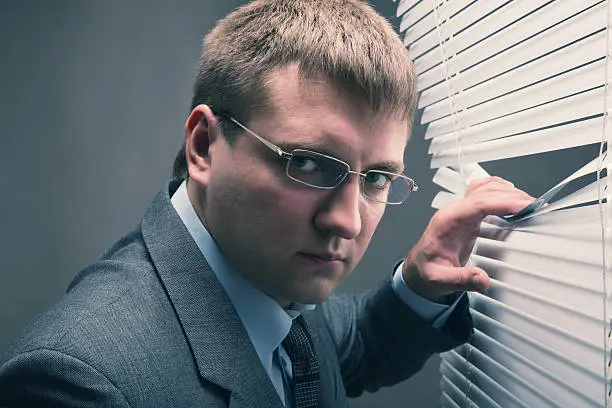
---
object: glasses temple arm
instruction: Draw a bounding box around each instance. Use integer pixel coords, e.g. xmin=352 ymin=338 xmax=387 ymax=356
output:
xmin=227 ymin=116 xmax=290 ymax=158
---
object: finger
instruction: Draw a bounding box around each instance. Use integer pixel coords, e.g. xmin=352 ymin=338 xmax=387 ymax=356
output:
xmin=467 ymin=187 xmax=536 ymax=208
xmin=472 ymin=187 xmax=535 ymax=208
xmin=489 ymin=176 xmax=514 ymax=187
xmin=424 ymin=263 xmax=490 ymax=294
xmin=438 ymin=193 xmax=534 ymax=224
xmin=465 ymin=177 xmax=502 ymax=195
xmin=468 ymin=189 xmax=535 ymax=208
xmin=468 ymin=180 xmax=536 ymax=202
xmin=465 ymin=176 xmax=516 ymax=194
xmin=465 ymin=267 xmax=490 ymax=292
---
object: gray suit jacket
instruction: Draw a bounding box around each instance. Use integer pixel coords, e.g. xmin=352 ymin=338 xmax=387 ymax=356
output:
xmin=0 ymin=180 xmax=472 ymax=407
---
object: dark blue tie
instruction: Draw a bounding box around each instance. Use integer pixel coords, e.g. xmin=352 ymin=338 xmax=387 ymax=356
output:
xmin=282 ymin=315 xmax=320 ymax=408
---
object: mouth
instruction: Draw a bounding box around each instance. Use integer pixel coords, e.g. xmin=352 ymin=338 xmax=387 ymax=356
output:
xmin=298 ymin=252 xmax=346 ymax=264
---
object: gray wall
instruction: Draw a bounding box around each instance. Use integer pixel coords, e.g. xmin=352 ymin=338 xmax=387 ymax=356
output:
xmin=3 ymin=1 xmax=586 ymax=407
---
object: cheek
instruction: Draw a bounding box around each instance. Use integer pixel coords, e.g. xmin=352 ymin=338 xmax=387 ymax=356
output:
xmin=356 ymin=204 xmax=385 ymax=246
xmin=210 ymin=150 xmax=275 ymax=202
xmin=210 ymin=156 xmax=316 ymax=232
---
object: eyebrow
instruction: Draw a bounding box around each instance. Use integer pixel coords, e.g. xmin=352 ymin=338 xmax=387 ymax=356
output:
xmin=277 ymin=141 xmax=405 ymax=174
xmin=367 ymin=161 xmax=405 ymax=174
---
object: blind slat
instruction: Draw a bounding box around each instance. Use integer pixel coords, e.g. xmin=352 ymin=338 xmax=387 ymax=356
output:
xmin=397 ymin=0 xmax=431 ymax=31
xmin=396 ymin=0 xmax=420 ymax=19
xmin=432 ymin=167 xmax=467 ymax=195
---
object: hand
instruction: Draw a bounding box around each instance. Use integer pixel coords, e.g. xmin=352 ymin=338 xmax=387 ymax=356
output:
xmin=402 ymin=176 xmax=535 ymax=302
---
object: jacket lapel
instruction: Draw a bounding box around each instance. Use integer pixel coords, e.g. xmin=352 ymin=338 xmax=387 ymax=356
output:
xmin=141 ymin=181 xmax=284 ymax=408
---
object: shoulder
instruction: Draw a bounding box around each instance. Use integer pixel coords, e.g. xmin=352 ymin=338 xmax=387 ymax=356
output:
xmin=1 ymin=227 xmax=189 ymax=374
xmin=0 ymin=226 xmax=201 ymax=404
xmin=0 ymin=347 xmax=131 ymax=407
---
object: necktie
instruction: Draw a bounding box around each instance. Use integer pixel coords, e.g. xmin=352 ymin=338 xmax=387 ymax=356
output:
xmin=282 ymin=315 xmax=320 ymax=408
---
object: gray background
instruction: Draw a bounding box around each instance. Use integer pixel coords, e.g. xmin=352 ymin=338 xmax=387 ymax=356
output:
xmin=0 ymin=1 xmax=595 ymax=407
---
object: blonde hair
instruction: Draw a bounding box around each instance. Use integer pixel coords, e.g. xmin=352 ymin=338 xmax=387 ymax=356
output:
xmin=173 ymin=0 xmax=417 ymax=181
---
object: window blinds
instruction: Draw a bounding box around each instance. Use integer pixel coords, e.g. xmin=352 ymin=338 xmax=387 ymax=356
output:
xmin=394 ymin=0 xmax=612 ymax=407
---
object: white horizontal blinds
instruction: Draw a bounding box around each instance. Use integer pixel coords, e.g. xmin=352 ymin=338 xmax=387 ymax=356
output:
xmin=423 ymin=29 xmax=606 ymax=125
xmin=406 ymin=1 xmax=604 ymax=89
xmin=420 ymin=14 xmax=606 ymax=111
xmin=413 ymin=1 xmax=584 ymax=88
xmin=431 ymin=162 xmax=610 ymax=406
xmin=395 ymin=0 xmax=612 ymax=407
xmin=416 ymin=0 xmax=607 ymax=167
xmin=432 ymin=193 xmax=612 ymax=380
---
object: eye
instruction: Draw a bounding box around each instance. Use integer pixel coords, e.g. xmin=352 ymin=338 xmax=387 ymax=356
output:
xmin=365 ymin=171 xmax=392 ymax=188
xmin=291 ymin=155 xmax=321 ymax=172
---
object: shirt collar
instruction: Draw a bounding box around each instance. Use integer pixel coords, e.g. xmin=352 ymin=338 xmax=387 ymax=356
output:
xmin=170 ymin=180 xmax=314 ymax=377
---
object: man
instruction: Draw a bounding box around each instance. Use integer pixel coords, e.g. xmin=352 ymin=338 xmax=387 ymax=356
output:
xmin=0 ymin=0 xmax=533 ymax=407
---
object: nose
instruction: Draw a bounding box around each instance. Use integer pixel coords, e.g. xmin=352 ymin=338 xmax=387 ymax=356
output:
xmin=313 ymin=174 xmax=362 ymax=240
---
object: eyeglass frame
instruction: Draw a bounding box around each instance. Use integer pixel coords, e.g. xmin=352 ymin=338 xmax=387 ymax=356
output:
xmin=214 ymin=112 xmax=418 ymax=205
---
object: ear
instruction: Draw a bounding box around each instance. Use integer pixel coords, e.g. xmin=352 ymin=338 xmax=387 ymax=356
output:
xmin=185 ymin=104 xmax=221 ymax=189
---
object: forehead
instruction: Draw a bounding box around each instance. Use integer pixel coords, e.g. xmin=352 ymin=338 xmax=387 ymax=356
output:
xmin=251 ymin=65 xmax=410 ymax=169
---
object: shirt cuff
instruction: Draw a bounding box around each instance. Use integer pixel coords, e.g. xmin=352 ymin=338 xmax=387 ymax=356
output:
xmin=391 ymin=260 xmax=465 ymax=329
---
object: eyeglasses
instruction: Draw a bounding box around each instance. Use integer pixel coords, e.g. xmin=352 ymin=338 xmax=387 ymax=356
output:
xmin=220 ymin=114 xmax=418 ymax=205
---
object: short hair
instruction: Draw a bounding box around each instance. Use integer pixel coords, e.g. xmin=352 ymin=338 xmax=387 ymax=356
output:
xmin=172 ymin=0 xmax=417 ymax=181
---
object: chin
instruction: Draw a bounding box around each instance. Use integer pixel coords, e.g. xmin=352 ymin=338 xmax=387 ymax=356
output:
xmin=290 ymin=283 xmax=337 ymax=305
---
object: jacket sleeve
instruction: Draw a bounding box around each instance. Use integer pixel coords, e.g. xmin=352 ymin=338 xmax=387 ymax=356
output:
xmin=0 ymin=348 xmax=130 ymax=408
xmin=320 ymin=277 xmax=473 ymax=398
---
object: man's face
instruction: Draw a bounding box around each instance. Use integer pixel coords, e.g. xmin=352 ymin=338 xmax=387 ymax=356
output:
xmin=198 ymin=66 xmax=409 ymax=306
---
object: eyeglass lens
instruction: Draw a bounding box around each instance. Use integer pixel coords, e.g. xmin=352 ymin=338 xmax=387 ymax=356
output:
xmin=286 ymin=150 xmax=412 ymax=204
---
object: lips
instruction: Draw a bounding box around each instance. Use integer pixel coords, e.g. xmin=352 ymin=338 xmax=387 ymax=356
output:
xmin=299 ymin=252 xmax=345 ymax=262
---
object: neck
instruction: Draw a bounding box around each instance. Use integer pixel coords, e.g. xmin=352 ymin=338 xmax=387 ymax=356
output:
xmin=186 ymin=179 xmax=210 ymax=231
